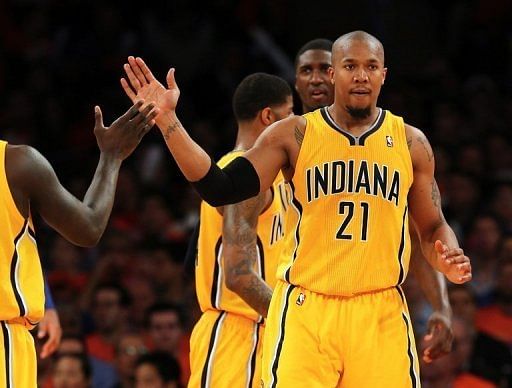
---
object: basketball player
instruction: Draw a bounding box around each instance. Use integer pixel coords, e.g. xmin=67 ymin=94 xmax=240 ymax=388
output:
xmin=174 ymin=73 xmax=292 ymax=387
xmin=294 ymin=38 xmax=454 ymax=363
xmin=121 ymin=30 xmax=471 ymax=387
xmin=0 ymin=101 xmax=157 ymax=387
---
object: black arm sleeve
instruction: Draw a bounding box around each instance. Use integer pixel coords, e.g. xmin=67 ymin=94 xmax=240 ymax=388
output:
xmin=190 ymin=156 xmax=260 ymax=207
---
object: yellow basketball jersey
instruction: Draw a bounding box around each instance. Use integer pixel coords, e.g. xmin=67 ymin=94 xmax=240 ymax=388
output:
xmin=196 ymin=151 xmax=289 ymax=322
xmin=277 ymin=108 xmax=413 ymax=296
xmin=0 ymin=141 xmax=44 ymax=327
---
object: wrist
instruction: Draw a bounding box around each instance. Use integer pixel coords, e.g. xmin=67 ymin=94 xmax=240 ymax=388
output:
xmin=99 ymin=152 xmax=123 ymax=167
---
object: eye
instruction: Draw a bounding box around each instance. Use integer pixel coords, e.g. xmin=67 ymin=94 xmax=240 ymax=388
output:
xmin=344 ymin=64 xmax=355 ymax=70
xmin=368 ymin=65 xmax=378 ymax=71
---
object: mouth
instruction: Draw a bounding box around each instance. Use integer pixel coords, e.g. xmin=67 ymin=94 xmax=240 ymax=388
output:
xmin=311 ymin=89 xmax=328 ymax=101
xmin=350 ymin=88 xmax=371 ymax=96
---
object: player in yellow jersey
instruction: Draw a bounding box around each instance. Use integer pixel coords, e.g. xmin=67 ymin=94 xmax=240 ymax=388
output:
xmin=121 ymin=30 xmax=471 ymax=387
xmin=294 ymin=38 xmax=454 ymax=364
xmin=0 ymin=101 xmax=156 ymax=387
xmin=185 ymin=73 xmax=292 ymax=388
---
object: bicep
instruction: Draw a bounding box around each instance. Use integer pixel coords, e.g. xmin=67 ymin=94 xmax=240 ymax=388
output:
xmin=243 ymin=116 xmax=300 ymax=192
xmin=407 ymin=127 xmax=445 ymax=236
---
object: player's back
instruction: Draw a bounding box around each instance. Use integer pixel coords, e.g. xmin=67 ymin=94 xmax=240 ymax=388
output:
xmin=0 ymin=140 xmax=44 ymax=326
xmin=196 ymin=151 xmax=289 ymax=322
xmin=277 ymin=108 xmax=414 ymax=296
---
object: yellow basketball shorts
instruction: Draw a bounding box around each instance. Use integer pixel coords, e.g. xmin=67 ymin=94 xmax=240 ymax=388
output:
xmin=188 ymin=310 xmax=265 ymax=388
xmin=0 ymin=321 xmax=37 ymax=387
xmin=261 ymin=281 xmax=421 ymax=388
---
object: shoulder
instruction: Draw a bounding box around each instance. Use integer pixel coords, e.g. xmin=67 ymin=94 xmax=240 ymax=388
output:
xmin=404 ymin=123 xmax=435 ymax=170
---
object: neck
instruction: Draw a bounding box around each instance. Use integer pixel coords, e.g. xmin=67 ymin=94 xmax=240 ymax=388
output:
xmin=328 ymin=103 xmax=379 ymax=133
xmin=234 ymin=123 xmax=263 ymax=151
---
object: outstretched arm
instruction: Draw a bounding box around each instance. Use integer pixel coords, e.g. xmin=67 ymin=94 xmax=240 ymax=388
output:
xmin=223 ymin=191 xmax=273 ymax=317
xmin=121 ymin=57 xmax=295 ymax=206
xmin=407 ymin=124 xmax=471 ymax=284
xmin=7 ymin=102 xmax=157 ymax=246
xmin=409 ymin=225 xmax=453 ymax=363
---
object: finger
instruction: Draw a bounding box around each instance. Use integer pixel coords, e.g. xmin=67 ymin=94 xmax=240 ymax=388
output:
xmin=120 ymin=78 xmax=137 ymax=102
xmin=128 ymin=56 xmax=149 ymax=85
xmin=458 ymin=273 xmax=472 ymax=283
xmin=37 ymin=324 xmax=47 ymax=338
xmin=94 ymin=106 xmax=104 ymax=129
xmin=135 ymin=57 xmax=156 ymax=82
xmin=118 ymin=101 xmax=144 ymax=124
xmin=166 ymin=68 xmax=178 ymax=89
xmin=138 ymin=121 xmax=154 ymax=140
xmin=443 ymin=248 xmax=464 ymax=257
xmin=131 ymin=103 xmax=156 ymax=126
xmin=434 ymin=240 xmax=446 ymax=255
xmin=124 ymin=63 xmax=142 ymax=90
xmin=40 ymin=338 xmax=57 ymax=359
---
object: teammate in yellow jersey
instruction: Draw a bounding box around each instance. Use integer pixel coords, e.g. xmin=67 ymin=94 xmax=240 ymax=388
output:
xmin=121 ymin=30 xmax=471 ymax=387
xmin=294 ymin=38 xmax=454 ymax=364
xmin=0 ymin=101 xmax=156 ymax=387
xmin=191 ymin=73 xmax=292 ymax=388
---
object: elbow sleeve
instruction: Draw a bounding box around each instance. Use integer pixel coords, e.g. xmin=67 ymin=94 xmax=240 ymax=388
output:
xmin=191 ymin=157 xmax=260 ymax=206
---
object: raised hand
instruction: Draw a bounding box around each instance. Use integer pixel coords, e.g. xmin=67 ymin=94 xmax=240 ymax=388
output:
xmin=94 ymin=101 xmax=158 ymax=160
xmin=434 ymin=240 xmax=472 ymax=284
xmin=421 ymin=311 xmax=453 ymax=363
xmin=121 ymin=56 xmax=180 ymax=115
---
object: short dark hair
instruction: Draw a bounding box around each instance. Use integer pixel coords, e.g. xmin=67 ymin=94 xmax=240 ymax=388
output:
xmin=54 ymin=352 xmax=92 ymax=381
xmin=232 ymin=73 xmax=291 ymax=122
xmin=93 ymin=283 xmax=132 ymax=308
xmin=295 ymin=39 xmax=333 ymax=68
xmin=136 ymin=351 xmax=181 ymax=385
xmin=146 ymin=302 xmax=184 ymax=327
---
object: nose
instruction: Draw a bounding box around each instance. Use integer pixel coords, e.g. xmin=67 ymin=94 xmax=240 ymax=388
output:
xmin=353 ymin=68 xmax=369 ymax=82
xmin=310 ymin=69 xmax=324 ymax=84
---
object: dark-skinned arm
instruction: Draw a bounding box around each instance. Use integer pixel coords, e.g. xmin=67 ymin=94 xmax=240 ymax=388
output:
xmin=407 ymin=124 xmax=472 ymax=284
xmin=223 ymin=191 xmax=273 ymax=317
xmin=7 ymin=102 xmax=157 ymax=247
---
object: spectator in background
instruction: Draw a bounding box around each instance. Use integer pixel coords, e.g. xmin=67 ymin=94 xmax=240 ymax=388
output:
xmin=134 ymin=352 xmax=182 ymax=388
xmin=147 ymin=303 xmax=188 ymax=385
xmin=464 ymin=214 xmax=503 ymax=305
xmin=86 ymin=284 xmax=131 ymax=363
xmin=53 ymin=353 xmax=92 ymax=388
xmin=112 ymin=332 xmax=148 ymax=388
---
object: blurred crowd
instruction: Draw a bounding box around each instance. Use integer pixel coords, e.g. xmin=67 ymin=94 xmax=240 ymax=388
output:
xmin=1 ymin=0 xmax=512 ymax=387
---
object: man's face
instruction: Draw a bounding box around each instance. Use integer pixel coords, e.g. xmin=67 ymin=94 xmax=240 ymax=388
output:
xmin=330 ymin=39 xmax=387 ymax=118
xmin=149 ymin=311 xmax=182 ymax=353
xmin=93 ymin=289 xmax=123 ymax=332
xmin=295 ymin=49 xmax=333 ymax=113
xmin=270 ymin=95 xmax=294 ymax=123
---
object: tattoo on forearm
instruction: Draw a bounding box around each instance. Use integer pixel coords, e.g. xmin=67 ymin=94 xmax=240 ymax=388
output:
xmin=431 ymin=180 xmax=445 ymax=222
xmin=295 ymin=126 xmax=304 ymax=146
xmin=417 ymin=136 xmax=434 ymax=162
xmin=407 ymin=135 xmax=412 ymax=150
xmin=163 ymin=121 xmax=181 ymax=140
xmin=241 ymin=276 xmax=272 ymax=316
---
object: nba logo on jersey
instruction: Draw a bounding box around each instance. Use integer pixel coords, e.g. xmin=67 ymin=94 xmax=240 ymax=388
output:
xmin=386 ymin=135 xmax=393 ymax=147
xmin=296 ymin=293 xmax=306 ymax=306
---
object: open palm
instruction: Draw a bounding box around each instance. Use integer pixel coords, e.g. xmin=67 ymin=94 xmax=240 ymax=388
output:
xmin=121 ymin=56 xmax=180 ymax=113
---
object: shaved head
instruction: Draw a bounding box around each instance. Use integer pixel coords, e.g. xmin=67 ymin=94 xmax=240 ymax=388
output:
xmin=332 ymin=30 xmax=384 ymax=65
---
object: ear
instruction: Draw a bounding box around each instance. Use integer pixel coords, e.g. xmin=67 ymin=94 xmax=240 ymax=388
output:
xmin=382 ymin=67 xmax=388 ymax=85
xmin=260 ymin=107 xmax=274 ymax=126
xmin=328 ymin=67 xmax=335 ymax=85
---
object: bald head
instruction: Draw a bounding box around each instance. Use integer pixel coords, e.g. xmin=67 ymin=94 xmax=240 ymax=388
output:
xmin=332 ymin=31 xmax=384 ymax=65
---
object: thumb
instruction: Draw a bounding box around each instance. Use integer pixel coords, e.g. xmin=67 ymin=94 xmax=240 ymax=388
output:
xmin=166 ymin=68 xmax=177 ymax=89
xmin=434 ymin=240 xmax=445 ymax=255
xmin=38 ymin=322 xmax=47 ymax=338
xmin=94 ymin=105 xmax=104 ymax=128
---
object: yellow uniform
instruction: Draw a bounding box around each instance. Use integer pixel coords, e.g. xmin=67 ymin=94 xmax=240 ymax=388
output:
xmin=0 ymin=140 xmax=44 ymax=387
xmin=189 ymin=151 xmax=288 ymax=388
xmin=261 ymin=108 xmax=420 ymax=387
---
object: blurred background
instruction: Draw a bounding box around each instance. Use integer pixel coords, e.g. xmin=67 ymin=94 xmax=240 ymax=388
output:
xmin=1 ymin=0 xmax=512 ymax=387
